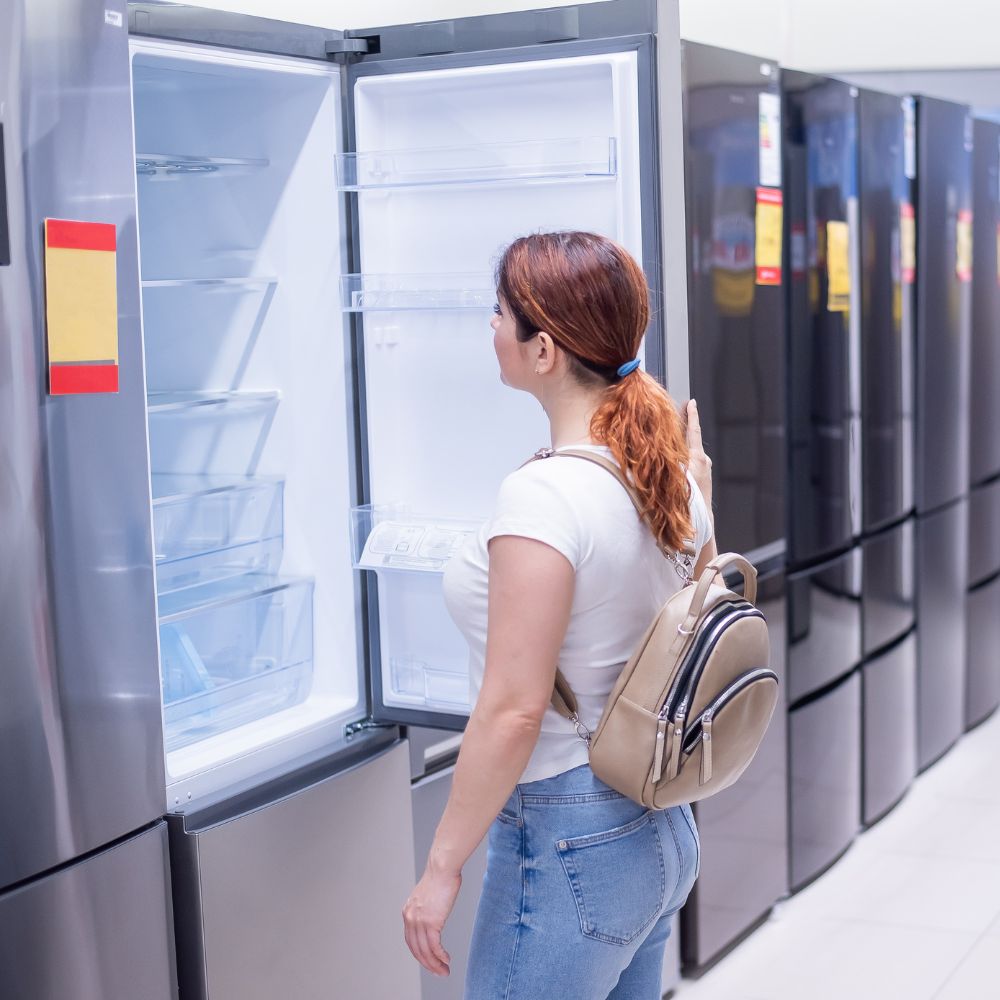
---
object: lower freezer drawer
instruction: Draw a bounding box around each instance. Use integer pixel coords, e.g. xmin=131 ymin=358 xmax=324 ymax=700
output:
xmin=158 ymin=576 xmax=314 ymax=750
xmin=0 ymin=823 xmax=176 ymax=1000
xmin=862 ymin=632 xmax=917 ymax=826
xmin=966 ymin=574 xmax=1000 ymax=729
xmin=789 ymin=670 xmax=861 ymax=891
xmin=168 ymin=740 xmax=418 ymax=1000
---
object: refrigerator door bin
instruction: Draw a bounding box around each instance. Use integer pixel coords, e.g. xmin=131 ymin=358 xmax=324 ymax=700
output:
xmin=351 ymin=504 xmax=479 ymax=573
xmin=335 ymin=135 xmax=617 ymax=190
xmin=341 ymin=273 xmax=494 ymax=312
xmin=158 ymin=576 xmax=315 ymax=750
xmin=137 ymin=152 xmax=269 ymax=178
xmin=153 ymin=475 xmax=284 ymax=594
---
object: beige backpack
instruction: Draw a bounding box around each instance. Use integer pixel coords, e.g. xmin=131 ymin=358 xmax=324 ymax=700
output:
xmin=534 ymin=448 xmax=779 ymax=809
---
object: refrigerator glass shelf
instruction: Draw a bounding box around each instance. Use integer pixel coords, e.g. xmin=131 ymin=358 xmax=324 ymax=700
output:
xmin=146 ymin=390 xmax=280 ymax=414
xmin=159 ymin=575 xmax=314 ymax=751
xmin=335 ymin=135 xmax=618 ymax=191
xmin=136 ymin=152 xmax=269 ymax=178
xmin=152 ymin=475 xmax=284 ymax=596
xmin=351 ymin=504 xmax=481 ymax=573
xmin=340 ymin=273 xmax=495 ymax=312
xmin=141 ymin=276 xmax=278 ymax=291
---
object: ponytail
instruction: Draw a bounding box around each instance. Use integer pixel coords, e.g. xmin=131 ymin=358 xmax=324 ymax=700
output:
xmin=590 ymin=371 xmax=693 ymax=554
xmin=496 ymin=232 xmax=694 ymax=554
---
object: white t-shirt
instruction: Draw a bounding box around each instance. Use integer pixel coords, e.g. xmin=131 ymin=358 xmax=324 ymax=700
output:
xmin=441 ymin=444 xmax=714 ymax=785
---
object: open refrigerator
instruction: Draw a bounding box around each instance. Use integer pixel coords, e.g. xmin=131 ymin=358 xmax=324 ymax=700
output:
xmin=124 ymin=1 xmax=690 ymax=996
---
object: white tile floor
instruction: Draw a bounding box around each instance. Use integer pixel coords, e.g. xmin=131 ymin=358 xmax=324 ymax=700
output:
xmin=672 ymin=707 xmax=1000 ymax=1000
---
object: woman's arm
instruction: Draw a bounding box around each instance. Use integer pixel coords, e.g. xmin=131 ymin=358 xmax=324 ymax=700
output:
xmin=402 ymin=533 xmax=574 ymax=977
xmin=685 ymin=398 xmax=718 ymax=577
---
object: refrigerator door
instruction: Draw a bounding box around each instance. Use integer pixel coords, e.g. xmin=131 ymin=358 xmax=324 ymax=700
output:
xmin=789 ymin=669 xmax=861 ymax=891
xmin=970 ymin=117 xmax=1000 ymax=487
xmin=914 ymin=97 xmax=972 ymax=514
xmin=0 ymin=823 xmax=177 ymax=999
xmin=342 ymin=4 xmax=679 ymax=730
xmin=0 ymin=0 xmax=164 ymax=890
xmin=786 ymin=547 xmax=863 ymax=705
xmin=862 ymin=631 xmax=917 ymax=826
xmin=966 ymin=572 xmax=1000 ymax=730
xmin=861 ymin=517 xmax=916 ymax=658
xmin=916 ymin=499 xmax=969 ymax=770
xmin=783 ymin=73 xmax=862 ymax=566
xmin=858 ymin=90 xmax=915 ymax=531
xmin=168 ymin=738 xmax=419 ymax=1000
xmin=681 ymin=42 xmax=786 ymax=564
xmin=128 ymin=31 xmax=371 ymax=808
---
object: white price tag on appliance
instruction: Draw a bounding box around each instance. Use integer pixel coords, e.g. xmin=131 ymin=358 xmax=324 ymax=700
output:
xmin=359 ymin=520 xmax=474 ymax=572
xmin=902 ymin=97 xmax=916 ymax=180
xmin=758 ymin=92 xmax=782 ymax=188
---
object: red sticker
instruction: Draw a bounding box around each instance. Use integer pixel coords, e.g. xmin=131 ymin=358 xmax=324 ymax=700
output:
xmin=45 ymin=219 xmax=117 ymax=253
xmin=49 ymin=363 xmax=119 ymax=395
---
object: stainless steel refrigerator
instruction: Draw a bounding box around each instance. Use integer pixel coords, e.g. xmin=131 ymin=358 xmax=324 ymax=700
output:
xmin=966 ymin=116 xmax=1000 ymax=731
xmin=123 ymin=2 xmax=691 ymax=998
xmin=0 ymin=2 xmax=177 ymax=996
xmin=857 ymin=88 xmax=917 ymax=827
xmin=912 ymin=96 xmax=972 ymax=771
xmin=782 ymin=71 xmax=863 ymax=891
xmin=679 ymin=39 xmax=789 ymax=973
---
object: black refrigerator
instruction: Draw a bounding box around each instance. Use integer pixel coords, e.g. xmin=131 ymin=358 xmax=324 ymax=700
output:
xmin=782 ymin=72 xmax=863 ymax=891
xmin=966 ymin=116 xmax=1000 ymax=730
xmin=913 ymin=96 xmax=972 ymax=771
xmin=857 ymin=89 xmax=918 ymax=826
xmin=680 ymin=40 xmax=789 ymax=972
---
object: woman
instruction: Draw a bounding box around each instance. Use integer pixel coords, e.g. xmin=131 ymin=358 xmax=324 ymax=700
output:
xmin=402 ymin=231 xmax=716 ymax=998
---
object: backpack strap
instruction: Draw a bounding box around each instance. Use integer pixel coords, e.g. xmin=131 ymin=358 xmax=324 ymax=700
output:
xmin=521 ymin=447 xmax=696 ymax=726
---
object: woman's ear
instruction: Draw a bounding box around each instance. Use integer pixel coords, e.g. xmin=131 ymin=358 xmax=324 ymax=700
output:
xmin=534 ymin=331 xmax=557 ymax=375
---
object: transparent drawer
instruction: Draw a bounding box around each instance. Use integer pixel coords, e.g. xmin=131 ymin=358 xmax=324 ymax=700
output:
xmin=351 ymin=504 xmax=479 ymax=573
xmin=340 ymin=273 xmax=494 ymax=312
xmin=152 ymin=475 xmax=284 ymax=594
xmin=146 ymin=391 xmax=280 ymax=476
xmin=158 ymin=575 xmax=314 ymax=751
xmin=335 ymin=136 xmax=617 ymax=190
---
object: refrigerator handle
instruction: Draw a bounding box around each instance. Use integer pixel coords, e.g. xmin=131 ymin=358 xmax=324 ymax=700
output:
xmin=0 ymin=124 xmax=10 ymax=266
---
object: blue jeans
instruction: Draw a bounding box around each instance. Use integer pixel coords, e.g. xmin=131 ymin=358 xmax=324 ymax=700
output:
xmin=465 ymin=764 xmax=700 ymax=999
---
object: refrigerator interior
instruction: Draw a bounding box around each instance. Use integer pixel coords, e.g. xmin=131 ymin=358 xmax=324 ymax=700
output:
xmin=346 ymin=52 xmax=644 ymax=720
xmin=130 ymin=39 xmax=363 ymax=806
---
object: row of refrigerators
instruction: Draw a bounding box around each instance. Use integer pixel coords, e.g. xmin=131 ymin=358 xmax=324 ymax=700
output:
xmin=2 ymin=0 xmax=998 ymax=997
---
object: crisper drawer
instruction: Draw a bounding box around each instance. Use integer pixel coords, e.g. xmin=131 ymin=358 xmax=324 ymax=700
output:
xmin=158 ymin=576 xmax=314 ymax=750
xmin=153 ymin=475 xmax=283 ymax=594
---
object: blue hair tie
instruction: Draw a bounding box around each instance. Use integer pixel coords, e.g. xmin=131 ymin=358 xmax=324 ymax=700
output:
xmin=617 ymin=358 xmax=641 ymax=378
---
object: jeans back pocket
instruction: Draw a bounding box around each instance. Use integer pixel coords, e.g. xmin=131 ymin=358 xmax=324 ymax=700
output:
xmin=557 ymin=812 xmax=666 ymax=946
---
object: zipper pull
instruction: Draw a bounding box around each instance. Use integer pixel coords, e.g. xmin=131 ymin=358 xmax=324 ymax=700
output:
xmin=652 ymin=718 xmax=668 ymax=783
xmin=666 ymin=708 xmax=686 ymax=781
xmin=700 ymin=711 xmax=714 ymax=785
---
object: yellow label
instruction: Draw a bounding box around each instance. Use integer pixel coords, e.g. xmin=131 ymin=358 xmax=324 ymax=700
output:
xmin=957 ymin=211 xmax=973 ymax=282
xmin=755 ymin=197 xmax=783 ymax=285
xmin=44 ymin=246 xmax=119 ymax=363
xmin=900 ymin=206 xmax=916 ymax=281
xmin=826 ymin=220 xmax=851 ymax=312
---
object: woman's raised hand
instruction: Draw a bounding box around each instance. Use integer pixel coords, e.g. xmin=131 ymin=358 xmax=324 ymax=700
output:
xmin=685 ymin=399 xmax=713 ymax=508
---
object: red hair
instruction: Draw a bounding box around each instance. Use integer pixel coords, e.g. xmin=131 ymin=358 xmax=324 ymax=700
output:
xmin=496 ymin=232 xmax=693 ymax=553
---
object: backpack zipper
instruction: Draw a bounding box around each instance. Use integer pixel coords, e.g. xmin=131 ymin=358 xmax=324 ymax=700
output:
xmin=657 ymin=602 xmax=760 ymax=722
xmin=681 ymin=667 xmax=779 ymax=755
